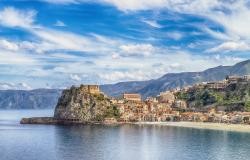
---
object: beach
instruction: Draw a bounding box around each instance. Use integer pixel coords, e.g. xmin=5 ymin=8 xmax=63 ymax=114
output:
xmin=136 ymin=122 xmax=250 ymax=133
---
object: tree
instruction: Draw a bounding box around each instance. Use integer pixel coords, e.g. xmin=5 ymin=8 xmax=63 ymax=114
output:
xmin=244 ymin=101 xmax=250 ymax=112
xmin=104 ymin=105 xmax=120 ymax=119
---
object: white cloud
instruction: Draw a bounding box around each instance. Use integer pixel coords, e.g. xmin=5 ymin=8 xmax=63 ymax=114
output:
xmin=0 ymin=50 xmax=36 ymax=65
xmin=32 ymin=28 xmax=98 ymax=52
xmin=70 ymin=74 xmax=81 ymax=81
xmin=207 ymin=41 xmax=250 ymax=53
xmin=119 ymin=44 xmax=157 ymax=57
xmin=18 ymin=82 xmax=33 ymax=90
xmin=0 ymin=82 xmax=32 ymax=90
xmin=0 ymin=39 xmax=19 ymax=51
xmin=166 ymin=32 xmax=183 ymax=40
xmin=54 ymin=20 xmax=66 ymax=27
xmin=99 ymin=70 xmax=151 ymax=82
xmin=0 ymin=7 xmax=36 ymax=28
xmin=111 ymin=52 xmax=120 ymax=59
xmin=201 ymin=26 xmax=230 ymax=41
xmin=41 ymin=0 xmax=79 ymax=4
xmin=100 ymin=0 xmax=167 ymax=11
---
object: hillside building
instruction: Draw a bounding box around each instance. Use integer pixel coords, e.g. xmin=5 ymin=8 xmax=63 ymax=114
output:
xmin=206 ymin=81 xmax=227 ymax=89
xmin=123 ymin=93 xmax=141 ymax=102
xmin=157 ymin=91 xmax=175 ymax=104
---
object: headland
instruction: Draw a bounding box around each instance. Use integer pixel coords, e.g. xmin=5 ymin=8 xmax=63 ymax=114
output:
xmin=20 ymin=76 xmax=250 ymax=133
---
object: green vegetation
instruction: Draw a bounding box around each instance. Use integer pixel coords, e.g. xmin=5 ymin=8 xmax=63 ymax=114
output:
xmin=104 ymin=105 xmax=120 ymax=119
xmin=175 ymin=82 xmax=250 ymax=111
xmin=177 ymin=89 xmax=217 ymax=107
xmin=95 ymin=114 xmax=105 ymax=122
xmin=176 ymin=92 xmax=189 ymax=100
xmin=94 ymin=93 xmax=110 ymax=101
xmin=94 ymin=105 xmax=120 ymax=121
xmin=245 ymin=101 xmax=250 ymax=112
xmin=93 ymin=94 xmax=105 ymax=101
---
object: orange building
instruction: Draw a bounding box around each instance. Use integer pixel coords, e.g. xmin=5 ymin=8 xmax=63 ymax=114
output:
xmin=123 ymin=93 xmax=141 ymax=102
xmin=157 ymin=91 xmax=175 ymax=104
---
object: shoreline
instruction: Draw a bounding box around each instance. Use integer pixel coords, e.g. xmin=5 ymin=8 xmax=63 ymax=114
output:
xmin=20 ymin=117 xmax=250 ymax=133
xmin=135 ymin=121 xmax=250 ymax=133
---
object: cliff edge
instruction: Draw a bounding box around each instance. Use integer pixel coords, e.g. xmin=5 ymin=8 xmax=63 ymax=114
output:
xmin=21 ymin=85 xmax=120 ymax=124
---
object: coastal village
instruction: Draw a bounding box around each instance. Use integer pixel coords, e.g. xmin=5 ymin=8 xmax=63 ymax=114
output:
xmin=97 ymin=75 xmax=250 ymax=124
xmin=21 ymin=75 xmax=250 ymax=125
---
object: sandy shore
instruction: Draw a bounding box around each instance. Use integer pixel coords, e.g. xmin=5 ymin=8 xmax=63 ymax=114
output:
xmin=135 ymin=122 xmax=250 ymax=133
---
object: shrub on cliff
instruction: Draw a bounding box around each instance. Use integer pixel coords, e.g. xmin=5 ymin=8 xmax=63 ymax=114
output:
xmin=104 ymin=105 xmax=120 ymax=119
xmin=245 ymin=101 xmax=250 ymax=111
xmin=94 ymin=105 xmax=120 ymax=121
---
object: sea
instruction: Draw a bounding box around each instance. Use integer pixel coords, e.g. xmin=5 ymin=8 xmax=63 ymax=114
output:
xmin=0 ymin=109 xmax=250 ymax=160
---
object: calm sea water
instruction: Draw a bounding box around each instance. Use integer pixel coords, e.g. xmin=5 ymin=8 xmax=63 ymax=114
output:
xmin=1 ymin=110 xmax=250 ymax=160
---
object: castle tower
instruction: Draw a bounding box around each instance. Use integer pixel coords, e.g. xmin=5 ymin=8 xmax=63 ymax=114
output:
xmin=88 ymin=85 xmax=100 ymax=94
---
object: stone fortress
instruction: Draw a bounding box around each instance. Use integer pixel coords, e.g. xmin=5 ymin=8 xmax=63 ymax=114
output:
xmin=79 ymin=85 xmax=100 ymax=94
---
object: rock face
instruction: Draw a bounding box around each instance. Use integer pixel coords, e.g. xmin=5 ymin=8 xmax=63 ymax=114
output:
xmin=20 ymin=117 xmax=58 ymax=124
xmin=54 ymin=85 xmax=112 ymax=122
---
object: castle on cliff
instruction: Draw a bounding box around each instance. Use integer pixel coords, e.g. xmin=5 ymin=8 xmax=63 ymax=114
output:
xmin=79 ymin=85 xmax=100 ymax=94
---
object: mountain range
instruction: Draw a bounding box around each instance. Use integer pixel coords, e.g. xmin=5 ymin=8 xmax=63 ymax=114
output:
xmin=1 ymin=60 xmax=250 ymax=109
xmin=101 ymin=60 xmax=250 ymax=98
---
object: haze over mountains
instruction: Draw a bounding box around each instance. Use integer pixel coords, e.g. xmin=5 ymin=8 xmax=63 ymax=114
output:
xmin=1 ymin=60 xmax=250 ymax=109
xmin=0 ymin=89 xmax=61 ymax=109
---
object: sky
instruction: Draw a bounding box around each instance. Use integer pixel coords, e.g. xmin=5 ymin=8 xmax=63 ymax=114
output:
xmin=0 ymin=0 xmax=249 ymax=89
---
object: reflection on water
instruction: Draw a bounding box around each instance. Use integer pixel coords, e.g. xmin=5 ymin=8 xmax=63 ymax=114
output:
xmin=0 ymin=110 xmax=250 ymax=160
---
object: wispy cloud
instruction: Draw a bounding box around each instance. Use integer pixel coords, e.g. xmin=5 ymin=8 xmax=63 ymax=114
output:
xmin=207 ymin=41 xmax=250 ymax=53
xmin=141 ymin=19 xmax=162 ymax=28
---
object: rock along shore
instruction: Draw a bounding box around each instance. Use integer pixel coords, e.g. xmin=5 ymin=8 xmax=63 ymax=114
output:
xmin=20 ymin=117 xmax=130 ymax=125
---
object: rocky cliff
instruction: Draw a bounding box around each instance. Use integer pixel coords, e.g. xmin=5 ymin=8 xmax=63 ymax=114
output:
xmin=54 ymin=85 xmax=116 ymax=122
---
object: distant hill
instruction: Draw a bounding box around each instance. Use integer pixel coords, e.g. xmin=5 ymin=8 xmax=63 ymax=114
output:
xmin=0 ymin=89 xmax=62 ymax=109
xmin=101 ymin=60 xmax=250 ymax=98
xmin=1 ymin=60 xmax=250 ymax=109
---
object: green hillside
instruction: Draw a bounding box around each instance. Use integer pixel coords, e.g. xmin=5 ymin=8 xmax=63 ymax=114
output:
xmin=175 ymin=82 xmax=250 ymax=112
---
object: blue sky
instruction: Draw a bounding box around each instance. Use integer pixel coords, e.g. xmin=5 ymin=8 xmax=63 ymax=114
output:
xmin=0 ymin=0 xmax=249 ymax=89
